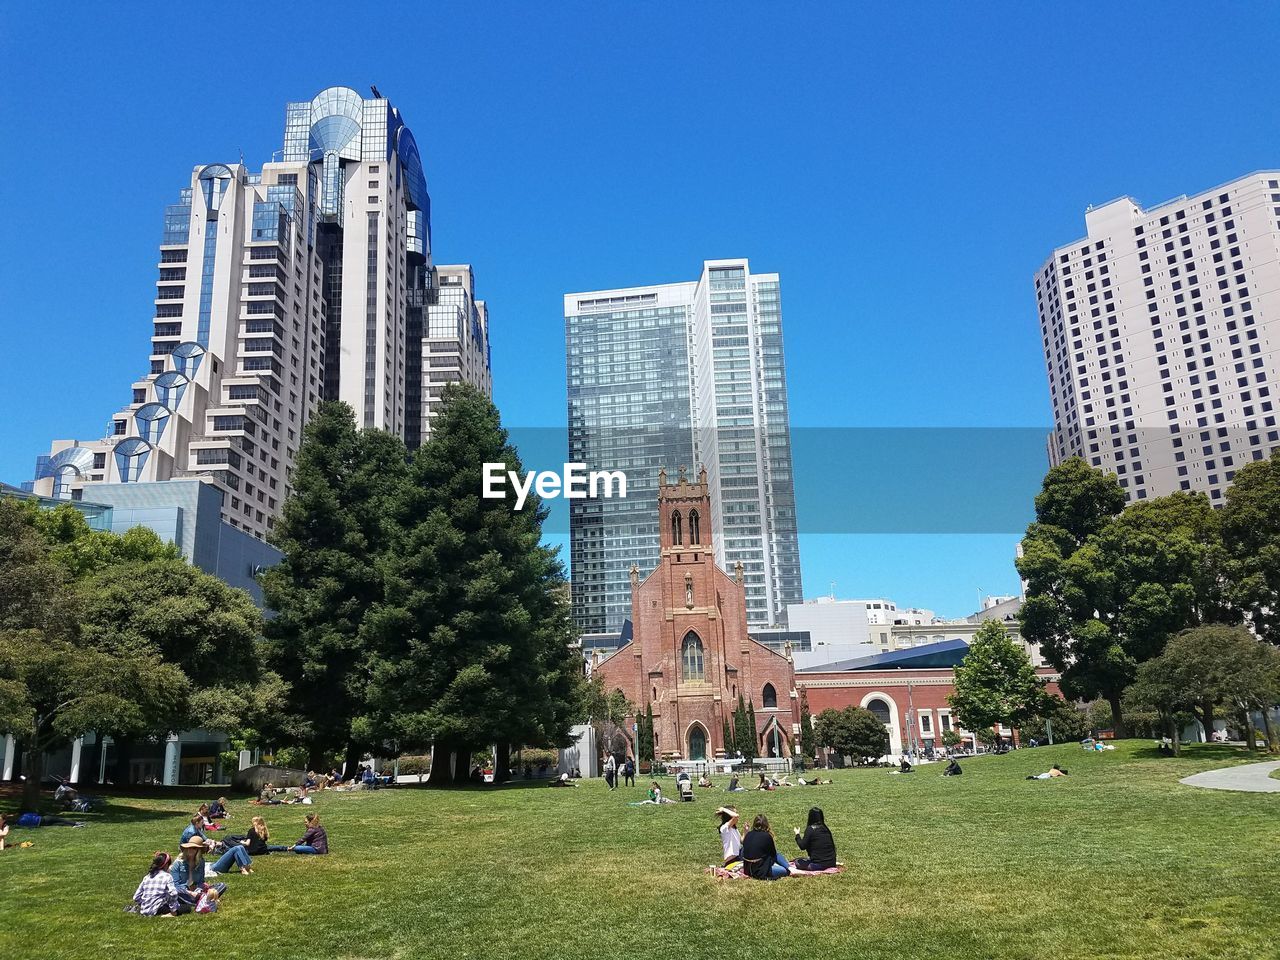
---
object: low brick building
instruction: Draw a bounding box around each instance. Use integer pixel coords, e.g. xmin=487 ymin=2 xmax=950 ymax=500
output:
xmin=594 ymin=468 xmax=799 ymax=760
xmin=798 ymin=640 xmax=1062 ymax=756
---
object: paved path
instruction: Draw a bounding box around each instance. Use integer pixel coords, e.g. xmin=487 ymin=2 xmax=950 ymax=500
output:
xmin=1180 ymin=760 xmax=1280 ymax=793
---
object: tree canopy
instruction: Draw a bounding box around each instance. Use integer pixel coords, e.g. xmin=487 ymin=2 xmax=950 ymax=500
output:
xmin=1221 ymin=450 xmax=1280 ymax=645
xmin=948 ymin=619 xmax=1046 ymax=734
xmin=814 ymin=705 xmax=889 ymax=764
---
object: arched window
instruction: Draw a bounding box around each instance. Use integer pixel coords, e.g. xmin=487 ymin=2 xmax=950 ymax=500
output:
xmin=681 ymin=631 xmax=704 ymax=681
xmin=866 ymin=698 xmax=891 ymax=726
xmin=671 ymin=510 xmax=683 ymax=545
xmin=689 ymin=509 xmax=701 ymax=544
xmin=762 ymin=683 xmax=777 ymax=709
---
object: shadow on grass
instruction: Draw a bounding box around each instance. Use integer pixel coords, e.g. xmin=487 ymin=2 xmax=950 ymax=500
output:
xmin=1128 ymin=742 xmax=1260 ymax=763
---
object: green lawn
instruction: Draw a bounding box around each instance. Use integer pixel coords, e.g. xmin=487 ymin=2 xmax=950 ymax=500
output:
xmin=1 ymin=741 xmax=1278 ymax=960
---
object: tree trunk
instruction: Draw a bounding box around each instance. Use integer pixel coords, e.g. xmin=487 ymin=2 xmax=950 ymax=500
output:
xmin=1165 ymin=713 xmax=1181 ymax=757
xmin=21 ymin=741 xmax=45 ymax=811
xmin=426 ymin=741 xmax=456 ymax=787
xmin=342 ymin=741 xmax=362 ymax=779
xmin=1108 ymin=695 xmax=1128 ymax=739
xmin=1239 ymin=708 xmax=1257 ymax=752
xmin=1260 ymin=707 xmax=1279 ymax=755
xmin=494 ymin=742 xmax=511 ymax=784
xmin=1200 ymin=700 xmax=1216 ymax=744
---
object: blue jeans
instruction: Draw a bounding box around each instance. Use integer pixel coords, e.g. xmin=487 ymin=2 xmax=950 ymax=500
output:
xmin=212 ymin=845 xmax=251 ymax=872
xmin=769 ymin=851 xmax=790 ymax=879
xmin=292 ymin=845 xmax=322 ymax=854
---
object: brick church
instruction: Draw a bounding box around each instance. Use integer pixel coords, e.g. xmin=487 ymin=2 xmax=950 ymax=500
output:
xmin=594 ymin=467 xmax=800 ymax=761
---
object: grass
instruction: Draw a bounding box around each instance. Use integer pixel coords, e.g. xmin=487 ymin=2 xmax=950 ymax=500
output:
xmin=1 ymin=741 xmax=1278 ymax=960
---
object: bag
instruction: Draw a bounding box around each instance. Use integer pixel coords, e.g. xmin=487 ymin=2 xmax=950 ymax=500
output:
xmin=16 ymin=813 xmax=42 ymax=827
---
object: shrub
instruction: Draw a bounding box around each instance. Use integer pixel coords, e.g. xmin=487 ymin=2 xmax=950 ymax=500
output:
xmin=396 ymin=754 xmax=431 ymax=777
xmin=519 ymin=747 xmax=560 ymax=771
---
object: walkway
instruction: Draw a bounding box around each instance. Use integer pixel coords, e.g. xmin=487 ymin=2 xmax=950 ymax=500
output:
xmin=1180 ymin=759 xmax=1280 ymax=793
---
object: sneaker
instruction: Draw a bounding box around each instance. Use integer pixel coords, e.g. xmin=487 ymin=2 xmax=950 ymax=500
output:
xmin=205 ymin=869 xmax=219 ymax=878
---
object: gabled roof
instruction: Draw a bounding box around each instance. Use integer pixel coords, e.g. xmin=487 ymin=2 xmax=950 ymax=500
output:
xmin=798 ymin=638 xmax=970 ymax=673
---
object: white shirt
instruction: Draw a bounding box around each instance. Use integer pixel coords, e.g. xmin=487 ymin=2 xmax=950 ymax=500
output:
xmin=720 ymin=822 xmax=742 ymax=860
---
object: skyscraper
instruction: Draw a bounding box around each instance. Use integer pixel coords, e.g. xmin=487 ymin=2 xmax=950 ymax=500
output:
xmin=565 ymin=258 xmax=802 ymax=634
xmin=1036 ymin=171 xmax=1280 ymax=504
xmin=32 ymin=87 xmax=491 ymax=537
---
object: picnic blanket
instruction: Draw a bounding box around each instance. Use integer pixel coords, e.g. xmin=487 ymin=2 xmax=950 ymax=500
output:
xmin=706 ymin=862 xmax=846 ymax=880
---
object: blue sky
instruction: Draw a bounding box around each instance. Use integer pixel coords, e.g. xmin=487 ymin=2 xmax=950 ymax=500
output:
xmin=3 ymin=3 xmax=1279 ymax=617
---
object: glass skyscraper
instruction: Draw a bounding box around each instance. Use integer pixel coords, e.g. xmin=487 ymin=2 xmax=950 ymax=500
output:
xmin=565 ymin=259 xmax=802 ymax=634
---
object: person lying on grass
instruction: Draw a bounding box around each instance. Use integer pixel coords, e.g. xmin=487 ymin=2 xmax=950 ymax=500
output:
xmin=716 ymin=807 xmax=742 ymax=866
xmin=548 ymin=772 xmax=577 ymax=787
xmin=793 ymin=807 xmax=837 ymax=871
xmin=797 ymin=776 xmax=831 ymax=785
xmin=1027 ymin=765 xmax=1069 ymax=780
xmin=287 ymin=812 xmax=328 ymax=854
xmin=740 ymin=814 xmax=794 ymax=879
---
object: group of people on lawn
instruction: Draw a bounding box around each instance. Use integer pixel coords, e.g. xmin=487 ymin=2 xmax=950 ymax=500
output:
xmin=717 ymin=806 xmax=838 ymax=878
xmin=131 ymin=795 xmax=329 ymax=916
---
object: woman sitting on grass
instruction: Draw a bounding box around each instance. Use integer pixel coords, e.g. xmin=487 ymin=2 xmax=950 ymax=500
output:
xmin=181 ymin=814 xmax=255 ymax=875
xmin=793 ymin=807 xmax=837 ymax=871
xmin=0 ymin=813 xmax=8 ymax=851
xmin=288 ymin=812 xmax=329 ymax=854
xmin=172 ymin=838 xmax=229 ymax=908
xmin=740 ymin=813 xmax=792 ymax=880
xmin=208 ymin=797 xmax=229 ymax=820
xmin=756 ymin=773 xmax=774 ymax=791
xmin=196 ymin=803 xmax=221 ymax=830
xmin=226 ymin=815 xmax=286 ymax=855
xmin=132 ymin=852 xmax=180 ymax=916
xmin=716 ymin=807 xmax=742 ymax=866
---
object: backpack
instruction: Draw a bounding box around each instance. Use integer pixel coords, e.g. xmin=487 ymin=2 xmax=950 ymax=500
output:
xmin=17 ymin=813 xmax=42 ymax=827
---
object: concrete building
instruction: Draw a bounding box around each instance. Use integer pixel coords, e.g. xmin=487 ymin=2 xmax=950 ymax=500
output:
xmin=1036 ymin=171 xmax=1280 ymax=504
xmin=593 ymin=470 xmax=799 ymax=761
xmin=32 ymin=87 xmax=491 ymax=535
xmin=566 ymin=259 xmax=802 ymax=634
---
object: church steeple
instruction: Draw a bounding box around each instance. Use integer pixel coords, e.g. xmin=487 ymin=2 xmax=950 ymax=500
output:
xmin=658 ymin=463 xmax=710 ymax=552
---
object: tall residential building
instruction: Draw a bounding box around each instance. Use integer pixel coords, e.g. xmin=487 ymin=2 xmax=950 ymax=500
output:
xmin=1036 ymin=171 xmax=1280 ymax=504
xmin=32 ymin=86 xmax=490 ymax=538
xmin=565 ymin=258 xmax=802 ymax=634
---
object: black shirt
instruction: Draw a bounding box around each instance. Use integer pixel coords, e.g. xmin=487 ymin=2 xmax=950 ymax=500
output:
xmin=795 ymin=824 xmax=837 ymax=869
xmin=245 ymin=827 xmax=270 ymax=856
xmin=740 ymin=829 xmax=779 ymax=880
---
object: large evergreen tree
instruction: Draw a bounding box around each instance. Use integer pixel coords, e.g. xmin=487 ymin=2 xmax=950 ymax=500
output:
xmin=261 ymin=401 xmax=410 ymax=771
xmin=1221 ymin=450 xmax=1280 ymax=644
xmin=362 ymin=383 xmax=578 ymax=786
xmin=1018 ymin=458 xmax=1237 ymax=734
xmin=798 ymin=688 xmax=818 ymax=761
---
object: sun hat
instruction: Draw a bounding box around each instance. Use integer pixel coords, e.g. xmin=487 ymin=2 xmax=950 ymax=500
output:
xmin=180 ymin=838 xmax=207 ymax=850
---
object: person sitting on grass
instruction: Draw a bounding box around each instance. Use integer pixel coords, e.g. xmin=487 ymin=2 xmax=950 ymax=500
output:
xmin=740 ymin=814 xmax=793 ymax=880
xmin=180 ymin=813 xmax=209 ymax=846
xmin=256 ymin=782 xmax=281 ymax=805
xmin=726 ymin=775 xmax=744 ymax=792
xmin=208 ymin=797 xmax=229 ymax=820
xmin=0 ymin=813 xmax=8 ymax=851
xmin=288 ymin=812 xmax=329 ymax=854
xmin=226 ymin=815 xmax=287 ymax=855
xmin=195 ymin=887 xmax=221 ymax=913
xmin=756 ymin=773 xmax=774 ymax=791
xmin=172 ymin=838 xmax=229 ymax=908
xmin=1027 ymin=765 xmax=1069 ymax=780
xmin=132 ymin=852 xmax=180 ymax=916
xmin=898 ymin=757 xmax=914 ymax=774
xmin=182 ymin=814 xmax=254 ymax=875
xmin=196 ymin=803 xmax=221 ymax=830
xmin=548 ymin=773 xmax=577 ymax=787
xmin=716 ymin=807 xmax=742 ymax=866
xmin=698 ymin=774 xmax=714 ymax=788
xmin=943 ymin=758 xmax=963 ymax=776
xmin=636 ymin=780 xmax=673 ymax=804
xmin=793 ymin=807 xmax=837 ymax=871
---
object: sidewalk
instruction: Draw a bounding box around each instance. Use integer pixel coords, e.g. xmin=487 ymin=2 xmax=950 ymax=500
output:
xmin=1179 ymin=760 xmax=1280 ymax=793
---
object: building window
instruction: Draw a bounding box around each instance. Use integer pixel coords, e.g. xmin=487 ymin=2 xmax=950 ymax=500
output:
xmin=671 ymin=510 xmax=683 ymax=545
xmin=681 ymin=631 xmax=704 ymax=682
xmin=762 ymin=683 xmax=777 ymax=709
xmin=866 ymin=698 xmax=891 ymax=726
xmin=689 ymin=508 xmax=701 ymax=544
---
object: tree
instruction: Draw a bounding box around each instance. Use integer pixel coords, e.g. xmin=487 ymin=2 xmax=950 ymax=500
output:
xmin=732 ymin=694 xmax=755 ymax=762
xmin=798 ymin=688 xmax=818 ymax=761
xmin=1221 ymin=450 xmax=1280 ymax=644
xmin=261 ymin=401 xmax=409 ymax=772
xmin=721 ymin=716 xmax=733 ymax=759
xmin=1017 ymin=694 xmax=1091 ymax=745
xmin=1018 ymin=458 xmax=1237 ymax=734
xmin=640 ymin=702 xmax=655 ymax=764
xmin=362 ymin=383 xmax=579 ymax=785
xmin=0 ymin=498 xmax=186 ymax=807
xmin=746 ymin=700 xmax=758 ymax=760
xmin=814 ymin=706 xmax=888 ymax=765
xmin=949 ymin=619 xmax=1046 ymax=736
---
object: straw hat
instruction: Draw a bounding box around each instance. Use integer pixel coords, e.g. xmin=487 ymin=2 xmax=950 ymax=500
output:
xmin=180 ymin=838 xmax=207 ymax=851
